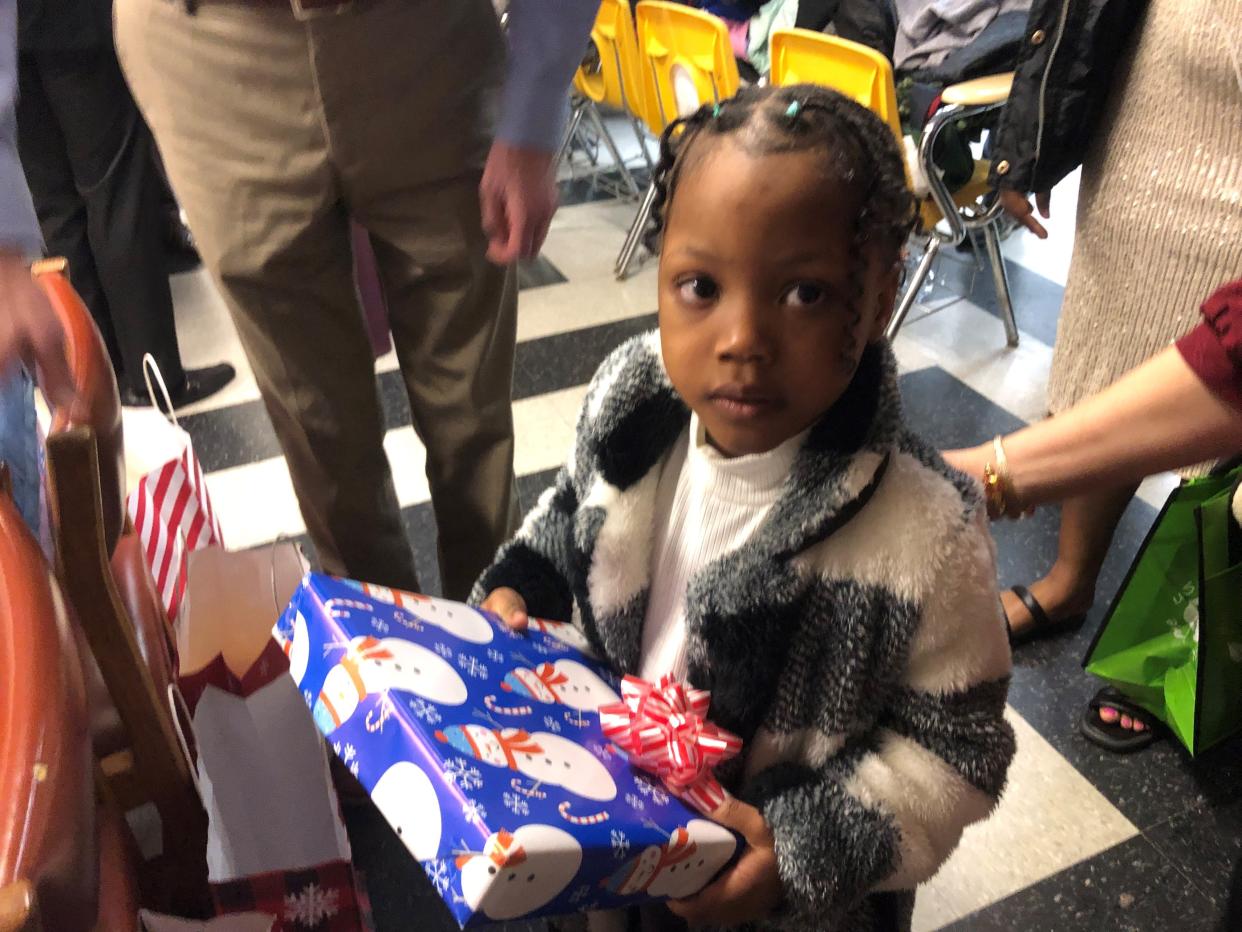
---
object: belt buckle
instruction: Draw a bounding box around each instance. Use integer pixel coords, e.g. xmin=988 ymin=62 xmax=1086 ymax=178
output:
xmin=290 ymin=0 xmax=353 ymax=21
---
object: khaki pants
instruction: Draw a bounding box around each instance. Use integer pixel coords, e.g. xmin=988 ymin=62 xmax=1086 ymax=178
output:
xmin=115 ymin=0 xmax=520 ymax=599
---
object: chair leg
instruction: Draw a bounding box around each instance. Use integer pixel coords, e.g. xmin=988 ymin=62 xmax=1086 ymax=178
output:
xmin=886 ymin=237 xmax=941 ymax=342
xmin=981 ymin=219 xmax=1020 ymax=347
xmin=583 ymin=101 xmax=641 ymax=197
xmin=615 ymin=181 xmax=658 ymax=280
xmin=556 ymin=101 xmax=588 ymax=175
xmin=630 ymin=116 xmax=654 ymax=172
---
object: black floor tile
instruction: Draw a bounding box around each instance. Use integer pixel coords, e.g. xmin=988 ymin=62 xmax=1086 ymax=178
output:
xmin=945 ymin=834 xmax=1220 ymax=932
xmin=184 ymin=314 xmax=658 ymax=473
xmin=518 ymin=255 xmax=568 ymax=290
xmin=1146 ymin=797 xmax=1242 ymax=919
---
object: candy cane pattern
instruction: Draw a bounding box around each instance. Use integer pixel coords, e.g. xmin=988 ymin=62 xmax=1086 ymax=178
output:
xmin=509 ymin=778 xmax=548 ymax=800
xmin=326 ymin=598 xmax=373 ymax=619
xmin=559 ymin=801 xmax=610 ymax=825
xmin=485 ymin=694 xmax=534 ymax=716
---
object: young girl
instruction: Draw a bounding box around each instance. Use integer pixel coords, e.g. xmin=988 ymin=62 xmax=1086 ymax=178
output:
xmin=474 ymin=84 xmax=1014 ymax=932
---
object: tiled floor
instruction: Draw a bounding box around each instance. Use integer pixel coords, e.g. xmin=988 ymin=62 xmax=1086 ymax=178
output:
xmin=132 ymin=137 xmax=1240 ymax=930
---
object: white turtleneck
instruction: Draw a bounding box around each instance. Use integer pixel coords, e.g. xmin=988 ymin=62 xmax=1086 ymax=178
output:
xmin=639 ymin=412 xmax=808 ymax=682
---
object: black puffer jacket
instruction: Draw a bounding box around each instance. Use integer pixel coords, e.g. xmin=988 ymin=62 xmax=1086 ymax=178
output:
xmin=989 ymin=0 xmax=1147 ymax=193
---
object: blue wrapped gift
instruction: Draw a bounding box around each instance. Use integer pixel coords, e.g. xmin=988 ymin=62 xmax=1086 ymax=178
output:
xmin=278 ymin=574 xmax=741 ymax=928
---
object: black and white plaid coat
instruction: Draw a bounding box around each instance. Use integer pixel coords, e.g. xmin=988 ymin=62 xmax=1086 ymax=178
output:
xmin=473 ymin=333 xmax=1015 ymax=932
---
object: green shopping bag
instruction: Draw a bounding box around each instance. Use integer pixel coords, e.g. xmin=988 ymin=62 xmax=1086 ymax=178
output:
xmin=1083 ymin=465 xmax=1242 ymax=755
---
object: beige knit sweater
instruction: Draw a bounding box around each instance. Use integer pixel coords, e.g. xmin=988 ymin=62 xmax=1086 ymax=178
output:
xmin=1047 ymin=0 xmax=1242 ymax=422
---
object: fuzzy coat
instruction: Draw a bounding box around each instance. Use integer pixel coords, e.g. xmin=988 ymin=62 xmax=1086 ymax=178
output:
xmin=472 ymin=333 xmax=1015 ymax=932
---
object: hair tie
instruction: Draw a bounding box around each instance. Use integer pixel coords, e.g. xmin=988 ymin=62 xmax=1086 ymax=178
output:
xmin=785 ymin=99 xmax=802 ymax=119
xmin=712 ymin=103 xmax=722 ymax=118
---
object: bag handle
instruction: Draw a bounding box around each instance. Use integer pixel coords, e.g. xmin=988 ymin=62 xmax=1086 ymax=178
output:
xmin=167 ymin=682 xmax=205 ymax=804
xmin=141 ymin=353 xmax=179 ymax=427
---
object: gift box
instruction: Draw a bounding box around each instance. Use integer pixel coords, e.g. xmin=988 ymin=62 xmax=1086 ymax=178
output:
xmin=277 ymin=574 xmax=741 ymax=928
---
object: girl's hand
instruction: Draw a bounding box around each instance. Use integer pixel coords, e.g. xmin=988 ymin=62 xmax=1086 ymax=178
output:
xmin=667 ymin=797 xmax=784 ymax=928
xmin=480 ymin=587 xmax=529 ymax=631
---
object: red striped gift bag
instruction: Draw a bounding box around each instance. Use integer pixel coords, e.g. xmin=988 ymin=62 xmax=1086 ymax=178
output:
xmin=124 ymin=355 xmax=225 ymax=623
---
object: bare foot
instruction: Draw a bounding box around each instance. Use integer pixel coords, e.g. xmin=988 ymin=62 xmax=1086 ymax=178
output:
xmin=1098 ymin=705 xmax=1149 ymax=734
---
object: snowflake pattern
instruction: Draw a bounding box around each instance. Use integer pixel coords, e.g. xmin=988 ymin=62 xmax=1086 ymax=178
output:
xmin=407 ymin=697 xmax=442 ymax=725
xmin=530 ymin=641 xmax=553 ymax=656
xmin=457 ymin=654 xmax=489 ymax=679
xmin=487 ymin=648 xmax=506 ymax=663
xmin=424 ymin=859 xmax=452 ymax=896
xmin=443 ymin=757 xmax=484 ymax=792
xmin=434 ymin=641 xmax=454 ymax=659
xmin=341 ymin=743 xmax=357 ymax=764
xmin=349 ymin=760 xmax=360 ymax=777
xmin=634 ymin=776 xmax=670 ymax=806
xmin=568 ymin=884 xmax=593 ymax=906
xmin=284 ymin=882 xmax=340 ymax=927
xmin=624 ymin=792 xmax=645 ymax=812
xmin=461 ymin=798 xmax=488 ymax=825
xmin=370 ymin=616 xmax=390 ymax=634
xmin=586 ymin=740 xmax=613 ymax=760
xmin=332 ymin=741 xmax=342 ymax=757
xmin=304 ymin=688 xmax=315 ymax=707
xmin=503 ymin=791 xmax=530 ymax=817
xmin=542 ymin=715 xmax=563 ymax=734
xmin=610 ymin=829 xmax=630 ymax=859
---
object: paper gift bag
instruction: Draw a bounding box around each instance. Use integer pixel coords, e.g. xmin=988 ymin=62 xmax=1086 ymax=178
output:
xmin=124 ymin=355 xmax=225 ymax=624
xmin=281 ymin=574 xmax=741 ymax=928
xmin=176 ymin=547 xmax=366 ymax=930
xmin=1084 ymin=465 xmax=1242 ymax=755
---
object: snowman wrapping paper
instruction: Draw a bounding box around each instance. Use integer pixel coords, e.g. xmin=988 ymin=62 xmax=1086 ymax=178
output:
xmin=277 ymin=574 xmax=742 ymax=928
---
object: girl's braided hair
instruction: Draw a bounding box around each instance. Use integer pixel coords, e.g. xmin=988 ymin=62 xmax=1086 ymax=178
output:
xmin=651 ymin=83 xmax=917 ymax=361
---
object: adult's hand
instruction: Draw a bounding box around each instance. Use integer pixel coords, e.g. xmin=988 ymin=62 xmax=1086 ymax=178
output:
xmin=0 ymin=252 xmax=75 ymax=409
xmin=999 ymin=188 xmax=1051 ymax=239
xmin=480 ymin=140 xmax=558 ymax=265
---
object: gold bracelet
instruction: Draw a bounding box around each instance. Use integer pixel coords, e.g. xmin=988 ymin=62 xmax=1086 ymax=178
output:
xmin=982 ymin=461 xmax=1007 ymax=519
xmin=990 ymin=435 xmax=1026 ymax=518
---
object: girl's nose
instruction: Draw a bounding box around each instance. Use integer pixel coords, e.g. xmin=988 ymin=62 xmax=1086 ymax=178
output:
xmin=717 ymin=300 xmax=773 ymax=364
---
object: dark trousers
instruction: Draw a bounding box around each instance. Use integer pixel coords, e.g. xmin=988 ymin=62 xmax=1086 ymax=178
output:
xmin=16 ymin=44 xmax=186 ymax=396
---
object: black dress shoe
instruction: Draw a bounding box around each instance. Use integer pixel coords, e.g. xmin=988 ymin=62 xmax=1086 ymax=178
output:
xmin=122 ymin=363 xmax=236 ymax=409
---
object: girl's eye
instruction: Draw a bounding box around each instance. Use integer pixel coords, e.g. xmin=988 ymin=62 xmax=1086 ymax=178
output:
xmin=676 ymin=276 xmax=720 ymax=304
xmin=783 ymin=282 xmax=827 ymax=308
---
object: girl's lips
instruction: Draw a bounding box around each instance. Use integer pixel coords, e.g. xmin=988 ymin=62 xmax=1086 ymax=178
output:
xmin=707 ymin=387 xmax=780 ymax=419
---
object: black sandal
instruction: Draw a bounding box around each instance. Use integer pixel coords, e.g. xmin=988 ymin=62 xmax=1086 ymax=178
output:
xmin=1080 ymin=686 xmax=1160 ymax=753
xmin=1005 ymin=584 xmax=1086 ymax=646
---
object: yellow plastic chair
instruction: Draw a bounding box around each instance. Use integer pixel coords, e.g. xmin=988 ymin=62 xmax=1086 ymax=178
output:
xmin=562 ymin=0 xmax=652 ymax=199
xmin=615 ymin=1 xmax=741 ymax=279
xmin=770 ymin=28 xmax=1019 ymax=346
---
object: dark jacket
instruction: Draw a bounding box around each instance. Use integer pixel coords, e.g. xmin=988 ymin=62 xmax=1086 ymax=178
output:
xmin=988 ymin=0 xmax=1147 ymax=192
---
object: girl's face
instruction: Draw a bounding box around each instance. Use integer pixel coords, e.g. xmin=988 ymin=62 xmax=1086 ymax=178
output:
xmin=658 ymin=140 xmax=899 ymax=458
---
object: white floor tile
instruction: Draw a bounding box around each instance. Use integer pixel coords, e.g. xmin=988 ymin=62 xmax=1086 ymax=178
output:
xmin=894 ymin=297 xmax=1054 ymax=425
xmin=208 ymin=385 xmax=586 ymax=551
xmin=913 ymin=707 xmax=1139 ymax=931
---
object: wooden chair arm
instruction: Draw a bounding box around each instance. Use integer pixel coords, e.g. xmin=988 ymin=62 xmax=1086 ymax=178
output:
xmin=940 ymin=71 xmax=1014 ymax=107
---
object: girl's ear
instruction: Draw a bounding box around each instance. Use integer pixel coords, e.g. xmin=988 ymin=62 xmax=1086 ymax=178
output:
xmin=867 ymin=257 xmax=903 ymax=341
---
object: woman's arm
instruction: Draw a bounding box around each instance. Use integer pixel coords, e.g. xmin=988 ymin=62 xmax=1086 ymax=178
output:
xmin=945 ymin=344 xmax=1242 ymax=511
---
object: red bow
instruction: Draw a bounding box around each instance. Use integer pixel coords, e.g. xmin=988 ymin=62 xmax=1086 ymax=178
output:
xmin=599 ymin=675 xmax=743 ymax=815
